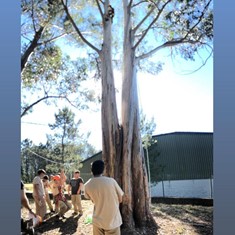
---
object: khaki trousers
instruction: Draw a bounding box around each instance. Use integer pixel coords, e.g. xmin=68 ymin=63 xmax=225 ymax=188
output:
xmin=33 ymin=196 xmax=47 ymax=220
xmin=52 ymin=195 xmax=59 ymax=213
xmin=93 ymin=225 xmax=120 ymax=235
xmin=71 ymin=194 xmax=83 ymax=213
xmin=58 ymin=200 xmax=72 ymax=216
xmin=45 ymin=193 xmax=53 ymax=211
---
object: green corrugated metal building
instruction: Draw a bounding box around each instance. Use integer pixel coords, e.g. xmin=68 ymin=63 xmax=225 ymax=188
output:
xmin=146 ymin=132 xmax=213 ymax=183
xmin=79 ymin=132 xmax=213 ymax=183
xmin=80 ymin=151 xmax=102 ymax=182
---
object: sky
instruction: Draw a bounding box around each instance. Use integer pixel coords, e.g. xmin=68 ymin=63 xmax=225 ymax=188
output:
xmin=21 ymin=50 xmax=213 ymax=152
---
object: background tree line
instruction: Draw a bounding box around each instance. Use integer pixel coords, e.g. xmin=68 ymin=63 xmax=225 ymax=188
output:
xmin=21 ymin=107 xmax=96 ymax=182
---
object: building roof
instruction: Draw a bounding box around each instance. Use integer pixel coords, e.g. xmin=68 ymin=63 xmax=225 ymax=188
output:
xmin=80 ymin=151 xmax=102 ymax=164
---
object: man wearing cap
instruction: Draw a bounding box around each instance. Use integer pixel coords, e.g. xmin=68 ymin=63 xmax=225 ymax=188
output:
xmin=32 ymin=169 xmax=47 ymax=220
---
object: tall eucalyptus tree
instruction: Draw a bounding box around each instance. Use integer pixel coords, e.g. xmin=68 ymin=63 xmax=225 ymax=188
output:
xmin=120 ymin=0 xmax=213 ymax=229
xmin=27 ymin=0 xmax=213 ymax=232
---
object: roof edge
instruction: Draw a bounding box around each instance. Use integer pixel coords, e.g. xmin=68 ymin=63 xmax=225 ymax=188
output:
xmin=152 ymin=131 xmax=213 ymax=138
xmin=80 ymin=150 xmax=102 ymax=164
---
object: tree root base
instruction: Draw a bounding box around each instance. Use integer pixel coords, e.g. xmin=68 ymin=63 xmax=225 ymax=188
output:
xmin=121 ymin=221 xmax=158 ymax=235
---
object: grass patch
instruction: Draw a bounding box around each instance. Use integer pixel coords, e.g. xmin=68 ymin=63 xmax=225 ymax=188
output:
xmin=24 ymin=183 xmax=33 ymax=191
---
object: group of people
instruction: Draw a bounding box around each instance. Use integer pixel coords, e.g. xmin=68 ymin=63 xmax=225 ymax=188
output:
xmin=21 ymin=160 xmax=124 ymax=235
xmin=30 ymin=168 xmax=84 ymax=221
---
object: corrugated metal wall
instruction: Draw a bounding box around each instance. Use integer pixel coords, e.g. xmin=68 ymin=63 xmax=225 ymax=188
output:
xmin=147 ymin=132 xmax=213 ymax=181
xmin=80 ymin=151 xmax=102 ymax=182
xmin=80 ymin=132 xmax=213 ymax=183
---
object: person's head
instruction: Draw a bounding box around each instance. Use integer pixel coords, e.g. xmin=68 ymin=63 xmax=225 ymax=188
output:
xmin=43 ymin=175 xmax=49 ymax=182
xmin=74 ymin=170 xmax=80 ymax=179
xmin=52 ymin=175 xmax=61 ymax=185
xmin=91 ymin=160 xmax=104 ymax=176
xmin=53 ymin=175 xmax=61 ymax=181
xmin=37 ymin=169 xmax=46 ymax=178
xmin=50 ymin=175 xmax=54 ymax=180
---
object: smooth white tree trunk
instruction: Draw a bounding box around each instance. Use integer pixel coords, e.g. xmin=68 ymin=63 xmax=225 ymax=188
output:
xmin=101 ymin=0 xmax=156 ymax=231
xmin=101 ymin=2 xmax=122 ymax=182
xmin=118 ymin=0 xmax=156 ymax=229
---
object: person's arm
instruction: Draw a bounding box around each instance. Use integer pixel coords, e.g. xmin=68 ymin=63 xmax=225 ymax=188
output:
xmin=77 ymin=178 xmax=83 ymax=194
xmin=48 ymin=181 xmax=52 ymax=191
xmin=67 ymin=184 xmax=71 ymax=196
xmin=60 ymin=169 xmax=67 ymax=186
xmin=33 ymin=183 xmax=40 ymax=199
xmin=114 ymin=180 xmax=124 ymax=203
xmin=84 ymin=184 xmax=91 ymax=200
xmin=45 ymin=181 xmax=49 ymax=188
xmin=21 ymin=189 xmax=36 ymax=217
xmin=77 ymin=182 xmax=83 ymax=194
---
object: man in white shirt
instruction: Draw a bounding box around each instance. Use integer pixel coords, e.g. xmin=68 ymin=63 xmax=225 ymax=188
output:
xmin=32 ymin=169 xmax=47 ymax=220
xmin=84 ymin=160 xmax=124 ymax=235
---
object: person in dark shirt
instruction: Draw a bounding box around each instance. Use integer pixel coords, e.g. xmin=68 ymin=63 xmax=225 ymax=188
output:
xmin=68 ymin=170 xmax=84 ymax=216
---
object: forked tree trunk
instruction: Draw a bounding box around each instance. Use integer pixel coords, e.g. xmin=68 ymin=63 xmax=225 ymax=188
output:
xmin=101 ymin=0 xmax=156 ymax=232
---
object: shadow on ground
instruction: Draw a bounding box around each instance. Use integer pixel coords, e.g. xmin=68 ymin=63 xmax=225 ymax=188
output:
xmin=151 ymin=203 xmax=213 ymax=235
xmin=35 ymin=215 xmax=81 ymax=235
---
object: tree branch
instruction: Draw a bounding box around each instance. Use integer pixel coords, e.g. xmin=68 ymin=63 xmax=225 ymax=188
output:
xmin=137 ymin=38 xmax=204 ymax=61
xmin=38 ymin=33 xmax=68 ymax=46
xmin=21 ymin=95 xmax=78 ymax=118
xmin=183 ymin=0 xmax=212 ymax=40
xmin=178 ymin=44 xmax=213 ymax=75
xmin=132 ymin=0 xmax=160 ymax=8
xmin=31 ymin=0 xmax=37 ymax=32
xmin=133 ymin=0 xmax=172 ymax=50
xmin=133 ymin=4 xmax=155 ymax=34
xmin=61 ymin=0 xmax=100 ymax=54
xmin=95 ymin=0 xmax=104 ymax=19
xmin=21 ymin=26 xmax=45 ymax=73
xmin=131 ymin=0 xmax=146 ymax=8
xmin=135 ymin=0 xmax=212 ymax=57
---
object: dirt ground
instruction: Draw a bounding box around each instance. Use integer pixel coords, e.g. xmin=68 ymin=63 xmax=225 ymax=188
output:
xmin=21 ymin=199 xmax=213 ymax=235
